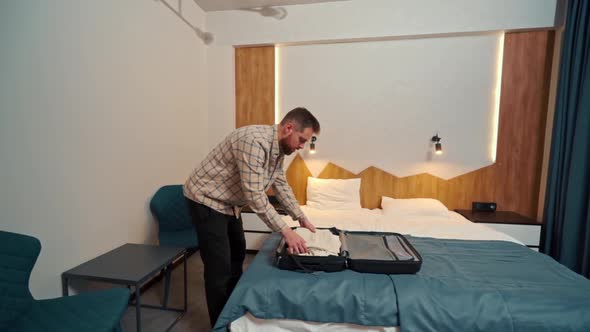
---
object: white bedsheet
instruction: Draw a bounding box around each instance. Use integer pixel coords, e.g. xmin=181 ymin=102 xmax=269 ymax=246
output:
xmin=285 ymin=206 xmax=523 ymax=245
xmin=285 ymin=206 xmax=384 ymax=231
xmin=231 ymin=206 xmax=523 ymax=332
xmin=231 ymin=313 xmax=400 ymax=332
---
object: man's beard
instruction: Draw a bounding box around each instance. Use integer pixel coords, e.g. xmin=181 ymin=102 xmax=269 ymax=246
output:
xmin=279 ymin=138 xmax=294 ymax=155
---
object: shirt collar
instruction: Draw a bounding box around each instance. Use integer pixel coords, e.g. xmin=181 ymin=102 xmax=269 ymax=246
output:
xmin=272 ymin=124 xmax=282 ymax=158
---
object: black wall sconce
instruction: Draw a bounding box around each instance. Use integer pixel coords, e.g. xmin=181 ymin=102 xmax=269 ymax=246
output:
xmin=309 ymin=136 xmax=317 ymax=154
xmin=431 ymin=134 xmax=443 ymax=155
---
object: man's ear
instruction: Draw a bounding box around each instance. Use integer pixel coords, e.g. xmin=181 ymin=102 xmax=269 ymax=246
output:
xmin=284 ymin=122 xmax=294 ymax=135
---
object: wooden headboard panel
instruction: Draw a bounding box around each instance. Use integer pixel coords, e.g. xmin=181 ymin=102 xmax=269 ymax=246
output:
xmin=285 ymin=153 xmax=494 ymax=212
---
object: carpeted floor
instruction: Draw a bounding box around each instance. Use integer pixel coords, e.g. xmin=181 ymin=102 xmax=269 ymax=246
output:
xmin=120 ymin=253 xmax=256 ymax=332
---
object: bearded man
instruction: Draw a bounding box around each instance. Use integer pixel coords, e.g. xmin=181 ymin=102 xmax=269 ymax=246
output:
xmin=184 ymin=107 xmax=320 ymax=327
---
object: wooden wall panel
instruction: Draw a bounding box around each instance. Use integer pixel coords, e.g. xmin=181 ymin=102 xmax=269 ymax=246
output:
xmin=286 ymin=158 xmax=522 ymax=212
xmin=358 ymin=167 xmax=398 ymax=209
xmin=446 ymin=165 xmax=497 ymax=211
xmin=235 ymin=46 xmax=275 ymax=128
xmin=289 ymin=161 xmax=455 ymax=210
xmin=492 ymin=31 xmax=554 ymax=219
xmin=291 ymin=161 xmax=453 ymax=210
xmin=285 ymin=154 xmax=313 ymax=205
xmin=284 ymin=31 xmax=554 ymax=220
xmin=318 ymin=163 xmax=357 ymax=179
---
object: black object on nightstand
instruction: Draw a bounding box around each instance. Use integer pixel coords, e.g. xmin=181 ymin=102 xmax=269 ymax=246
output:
xmin=472 ymin=201 xmax=497 ymax=212
xmin=455 ymin=209 xmax=542 ymax=249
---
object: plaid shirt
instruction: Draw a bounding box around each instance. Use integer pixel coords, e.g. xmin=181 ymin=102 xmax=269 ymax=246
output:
xmin=184 ymin=125 xmax=304 ymax=232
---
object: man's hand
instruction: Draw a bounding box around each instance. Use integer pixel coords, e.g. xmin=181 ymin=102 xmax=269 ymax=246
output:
xmin=281 ymin=227 xmax=308 ymax=254
xmin=298 ymin=216 xmax=316 ymax=233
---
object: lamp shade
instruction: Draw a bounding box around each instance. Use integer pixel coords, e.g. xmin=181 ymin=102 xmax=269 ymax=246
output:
xmin=435 ymin=142 xmax=443 ymax=154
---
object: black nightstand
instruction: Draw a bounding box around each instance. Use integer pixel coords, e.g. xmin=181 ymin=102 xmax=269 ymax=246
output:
xmin=455 ymin=210 xmax=541 ymax=250
xmin=241 ymin=197 xmax=287 ymax=252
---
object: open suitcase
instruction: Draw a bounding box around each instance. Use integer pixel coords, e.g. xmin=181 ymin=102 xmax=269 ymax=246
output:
xmin=275 ymin=228 xmax=422 ymax=274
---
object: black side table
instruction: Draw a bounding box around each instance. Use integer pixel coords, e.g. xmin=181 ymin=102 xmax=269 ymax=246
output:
xmin=62 ymin=244 xmax=187 ymax=332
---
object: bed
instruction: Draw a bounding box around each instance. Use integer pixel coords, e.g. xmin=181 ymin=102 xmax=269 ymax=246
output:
xmin=214 ymin=179 xmax=590 ymax=332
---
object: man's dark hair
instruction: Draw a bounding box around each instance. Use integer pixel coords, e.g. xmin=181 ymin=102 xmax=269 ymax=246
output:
xmin=280 ymin=107 xmax=320 ymax=134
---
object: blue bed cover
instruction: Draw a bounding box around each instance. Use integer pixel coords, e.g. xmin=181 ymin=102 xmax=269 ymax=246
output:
xmin=214 ymin=233 xmax=590 ymax=332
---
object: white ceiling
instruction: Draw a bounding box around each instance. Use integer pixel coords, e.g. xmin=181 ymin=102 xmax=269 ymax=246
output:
xmin=194 ymin=0 xmax=349 ymax=12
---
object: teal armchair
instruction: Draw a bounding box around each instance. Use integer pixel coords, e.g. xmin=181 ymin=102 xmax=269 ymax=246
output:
xmin=150 ymin=185 xmax=198 ymax=249
xmin=0 ymin=231 xmax=130 ymax=332
xmin=149 ymin=185 xmax=198 ymax=308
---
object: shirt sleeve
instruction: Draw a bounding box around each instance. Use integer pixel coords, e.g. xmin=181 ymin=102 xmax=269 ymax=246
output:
xmin=236 ymin=136 xmax=287 ymax=232
xmin=272 ymin=168 xmax=305 ymax=221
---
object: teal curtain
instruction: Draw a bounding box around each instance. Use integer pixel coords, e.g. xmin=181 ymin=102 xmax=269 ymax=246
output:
xmin=541 ymin=0 xmax=590 ymax=277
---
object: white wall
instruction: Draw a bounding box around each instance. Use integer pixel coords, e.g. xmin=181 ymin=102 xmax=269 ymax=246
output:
xmin=0 ymin=0 xmax=208 ymax=299
xmin=279 ymin=34 xmax=502 ymax=179
xmin=205 ymin=0 xmax=557 ymax=151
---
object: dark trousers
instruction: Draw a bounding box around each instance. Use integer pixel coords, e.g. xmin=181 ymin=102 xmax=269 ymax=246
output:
xmin=185 ymin=199 xmax=246 ymax=328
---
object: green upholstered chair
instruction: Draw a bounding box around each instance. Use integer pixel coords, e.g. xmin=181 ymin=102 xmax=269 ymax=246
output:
xmin=150 ymin=185 xmax=198 ymax=249
xmin=149 ymin=184 xmax=198 ymax=307
xmin=0 ymin=230 xmax=130 ymax=332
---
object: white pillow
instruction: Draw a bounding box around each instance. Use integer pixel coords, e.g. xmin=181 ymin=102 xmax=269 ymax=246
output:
xmin=381 ymin=196 xmax=448 ymax=217
xmin=306 ymin=177 xmax=361 ymax=210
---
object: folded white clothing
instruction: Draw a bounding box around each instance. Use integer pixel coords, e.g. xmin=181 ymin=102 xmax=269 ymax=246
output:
xmin=294 ymin=228 xmax=341 ymax=256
